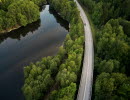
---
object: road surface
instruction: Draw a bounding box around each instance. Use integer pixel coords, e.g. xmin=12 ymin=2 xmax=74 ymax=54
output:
xmin=75 ymin=0 xmax=94 ymax=100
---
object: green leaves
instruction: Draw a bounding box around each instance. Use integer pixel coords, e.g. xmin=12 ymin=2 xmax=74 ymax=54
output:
xmin=0 ymin=0 xmax=40 ymax=33
xmin=22 ymin=0 xmax=84 ymax=99
xmin=56 ymin=69 xmax=77 ymax=87
xmin=97 ymin=19 xmax=129 ymax=61
xmin=23 ymin=46 xmax=67 ymax=100
xmin=92 ymin=2 xmax=103 ymax=25
xmin=94 ymin=18 xmax=130 ymax=100
xmin=95 ymin=72 xmax=130 ymax=100
xmin=23 ymin=66 xmax=54 ymax=100
xmin=97 ymin=59 xmax=120 ymax=73
xmin=80 ymin=0 xmax=130 ymax=100
xmin=30 ymin=0 xmax=46 ymax=6
xmin=50 ymin=83 xmax=76 ymax=100
xmin=23 ymin=86 xmax=33 ymax=100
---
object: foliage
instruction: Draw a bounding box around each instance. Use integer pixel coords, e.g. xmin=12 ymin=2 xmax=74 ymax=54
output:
xmin=23 ymin=0 xmax=84 ymax=99
xmin=91 ymin=2 xmax=103 ymax=25
xmin=118 ymin=18 xmax=130 ymax=37
xmin=95 ymin=72 xmax=130 ymax=100
xmin=80 ymin=0 xmax=130 ymax=100
xmin=96 ymin=59 xmax=120 ymax=73
xmin=30 ymin=0 xmax=46 ymax=6
xmin=23 ymin=47 xmax=66 ymax=100
xmin=49 ymin=83 xmax=76 ymax=100
xmin=0 ymin=0 xmax=40 ymax=33
xmin=80 ymin=0 xmax=130 ymax=26
xmin=96 ymin=19 xmax=130 ymax=75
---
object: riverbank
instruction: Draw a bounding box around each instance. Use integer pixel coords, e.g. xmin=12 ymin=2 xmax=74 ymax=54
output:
xmin=0 ymin=5 xmax=69 ymax=100
xmin=0 ymin=0 xmax=40 ymax=35
xmin=0 ymin=25 xmax=20 ymax=34
xmin=22 ymin=0 xmax=84 ymax=99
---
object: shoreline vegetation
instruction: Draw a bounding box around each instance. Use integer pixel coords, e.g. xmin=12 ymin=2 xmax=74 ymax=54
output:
xmin=0 ymin=0 xmax=46 ymax=34
xmin=79 ymin=0 xmax=130 ymax=100
xmin=22 ymin=0 xmax=85 ymax=100
xmin=0 ymin=25 xmax=20 ymax=34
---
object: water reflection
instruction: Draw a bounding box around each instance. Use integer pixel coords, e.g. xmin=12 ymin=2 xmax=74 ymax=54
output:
xmin=0 ymin=5 xmax=68 ymax=100
xmin=0 ymin=20 xmax=41 ymax=42
xmin=0 ymin=5 xmax=69 ymax=44
xmin=49 ymin=7 xmax=69 ymax=30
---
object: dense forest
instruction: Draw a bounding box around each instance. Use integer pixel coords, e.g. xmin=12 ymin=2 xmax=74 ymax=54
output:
xmin=0 ymin=0 xmax=46 ymax=33
xmin=1 ymin=0 xmax=129 ymax=99
xmin=22 ymin=0 xmax=84 ymax=100
xmin=80 ymin=0 xmax=130 ymax=100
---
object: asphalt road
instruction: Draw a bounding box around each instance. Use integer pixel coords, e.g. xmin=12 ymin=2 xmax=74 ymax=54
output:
xmin=75 ymin=0 xmax=94 ymax=100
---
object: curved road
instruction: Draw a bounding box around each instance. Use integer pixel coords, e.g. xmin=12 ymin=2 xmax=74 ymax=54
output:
xmin=75 ymin=0 xmax=94 ymax=100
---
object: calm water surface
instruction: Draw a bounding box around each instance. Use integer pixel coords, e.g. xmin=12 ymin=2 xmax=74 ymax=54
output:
xmin=0 ymin=5 xmax=68 ymax=100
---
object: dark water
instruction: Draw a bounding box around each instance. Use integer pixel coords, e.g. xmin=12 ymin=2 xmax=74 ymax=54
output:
xmin=0 ymin=5 xmax=68 ymax=100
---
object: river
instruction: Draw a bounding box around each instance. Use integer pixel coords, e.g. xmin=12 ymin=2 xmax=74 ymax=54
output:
xmin=0 ymin=5 xmax=69 ymax=100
